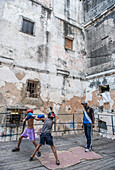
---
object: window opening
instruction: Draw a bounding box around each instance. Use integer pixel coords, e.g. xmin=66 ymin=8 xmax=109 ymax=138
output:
xmin=99 ymin=85 xmax=109 ymax=93
xmin=6 ymin=107 xmax=26 ymax=126
xmin=98 ymin=120 xmax=107 ymax=130
xmin=22 ymin=18 xmax=34 ymax=35
xmin=65 ymin=38 xmax=73 ymax=50
xmin=27 ymin=80 xmax=38 ymax=98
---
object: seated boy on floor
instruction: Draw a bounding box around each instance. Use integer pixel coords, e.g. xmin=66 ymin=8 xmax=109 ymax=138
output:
xmin=29 ymin=107 xmax=60 ymax=165
xmin=12 ymin=109 xmax=41 ymax=157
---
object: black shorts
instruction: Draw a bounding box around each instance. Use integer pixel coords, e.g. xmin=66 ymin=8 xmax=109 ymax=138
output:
xmin=40 ymin=133 xmax=53 ymax=146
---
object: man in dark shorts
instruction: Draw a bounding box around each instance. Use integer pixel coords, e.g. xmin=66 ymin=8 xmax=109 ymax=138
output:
xmin=29 ymin=107 xmax=60 ymax=165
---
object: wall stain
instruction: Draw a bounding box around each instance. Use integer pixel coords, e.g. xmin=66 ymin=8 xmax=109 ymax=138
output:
xmin=64 ymin=0 xmax=70 ymax=18
xmin=37 ymin=45 xmax=49 ymax=63
xmin=95 ymin=10 xmax=115 ymax=27
xmin=64 ymin=22 xmax=73 ymax=36
xmin=102 ymin=77 xmax=107 ymax=85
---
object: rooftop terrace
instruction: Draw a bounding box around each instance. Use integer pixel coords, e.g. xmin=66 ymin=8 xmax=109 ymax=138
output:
xmin=0 ymin=133 xmax=115 ymax=170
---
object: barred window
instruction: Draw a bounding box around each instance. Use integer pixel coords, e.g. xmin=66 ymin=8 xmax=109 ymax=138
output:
xmin=6 ymin=107 xmax=26 ymax=126
xmin=27 ymin=80 xmax=38 ymax=98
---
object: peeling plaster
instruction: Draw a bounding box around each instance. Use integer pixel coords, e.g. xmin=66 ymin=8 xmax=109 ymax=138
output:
xmin=0 ymin=81 xmax=5 ymax=88
xmin=5 ymin=82 xmax=22 ymax=105
xmin=86 ymin=74 xmax=115 ymax=111
xmin=15 ymin=72 xmax=26 ymax=80
xmin=0 ymin=66 xmax=19 ymax=83
xmin=0 ymin=0 xmax=115 ymax=118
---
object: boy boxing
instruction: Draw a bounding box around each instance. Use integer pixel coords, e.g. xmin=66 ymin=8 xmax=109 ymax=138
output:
xmin=29 ymin=107 xmax=60 ymax=165
xmin=12 ymin=109 xmax=41 ymax=157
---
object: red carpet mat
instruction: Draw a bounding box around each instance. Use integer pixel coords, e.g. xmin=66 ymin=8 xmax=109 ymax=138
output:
xmin=35 ymin=147 xmax=102 ymax=170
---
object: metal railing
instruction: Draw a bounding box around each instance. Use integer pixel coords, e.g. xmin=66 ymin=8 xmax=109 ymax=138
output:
xmin=0 ymin=112 xmax=115 ymax=141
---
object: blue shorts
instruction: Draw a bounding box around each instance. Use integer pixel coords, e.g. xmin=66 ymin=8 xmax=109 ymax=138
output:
xmin=40 ymin=133 xmax=53 ymax=146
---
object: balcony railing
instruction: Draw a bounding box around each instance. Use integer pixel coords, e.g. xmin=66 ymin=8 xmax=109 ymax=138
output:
xmin=0 ymin=112 xmax=114 ymax=141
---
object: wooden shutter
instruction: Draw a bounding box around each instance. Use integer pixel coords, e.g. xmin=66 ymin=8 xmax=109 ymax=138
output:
xmin=65 ymin=38 xmax=73 ymax=50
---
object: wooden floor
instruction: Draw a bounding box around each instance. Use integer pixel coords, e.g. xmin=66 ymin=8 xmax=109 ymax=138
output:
xmin=0 ymin=133 xmax=115 ymax=170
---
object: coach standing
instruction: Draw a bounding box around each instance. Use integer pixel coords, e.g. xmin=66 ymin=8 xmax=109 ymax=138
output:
xmin=81 ymin=101 xmax=95 ymax=152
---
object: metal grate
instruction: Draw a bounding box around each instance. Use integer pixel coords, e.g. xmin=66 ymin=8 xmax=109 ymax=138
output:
xmin=27 ymin=80 xmax=38 ymax=98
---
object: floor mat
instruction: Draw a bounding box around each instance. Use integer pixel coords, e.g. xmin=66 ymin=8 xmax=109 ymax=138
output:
xmin=35 ymin=146 xmax=102 ymax=170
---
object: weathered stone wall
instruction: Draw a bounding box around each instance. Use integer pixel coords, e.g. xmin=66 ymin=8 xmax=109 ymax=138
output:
xmin=83 ymin=0 xmax=115 ymax=131
xmin=83 ymin=0 xmax=115 ymax=111
xmin=83 ymin=0 xmax=115 ymax=23
xmin=85 ymin=8 xmax=115 ymax=75
xmin=86 ymin=74 xmax=115 ymax=111
xmin=83 ymin=0 xmax=115 ymax=75
xmin=0 ymin=0 xmax=85 ymax=116
xmin=53 ymin=0 xmax=84 ymax=25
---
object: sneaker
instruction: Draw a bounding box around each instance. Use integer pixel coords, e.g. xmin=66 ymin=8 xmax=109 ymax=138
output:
xmin=85 ymin=145 xmax=87 ymax=148
xmin=37 ymin=152 xmax=41 ymax=157
xmin=89 ymin=146 xmax=92 ymax=151
xmin=29 ymin=156 xmax=33 ymax=161
xmin=56 ymin=161 xmax=60 ymax=165
xmin=85 ymin=148 xmax=90 ymax=152
xmin=12 ymin=147 xmax=20 ymax=152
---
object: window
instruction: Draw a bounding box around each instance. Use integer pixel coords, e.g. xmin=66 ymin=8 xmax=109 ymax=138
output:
xmin=65 ymin=38 xmax=73 ymax=50
xmin=27 ymin=80 xmax=38 ymax=98
xmin=6 ymin=113 xmax=22 ymax=125
xmin=10 ymin=114 xmax=21 ymax=125
xmin=98 ymin=120 xmax=107 ymax=130
xmin=6 ymin=107 xmax=26 ymax=126
xmin=99 ymin=85 xmax=109 ymax=93
xmin=22 ymin=18 xmax=34 ymax=35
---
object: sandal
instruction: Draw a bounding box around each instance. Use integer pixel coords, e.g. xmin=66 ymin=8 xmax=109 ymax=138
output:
xmin=12 ymin=147 xmax=20 ymax=152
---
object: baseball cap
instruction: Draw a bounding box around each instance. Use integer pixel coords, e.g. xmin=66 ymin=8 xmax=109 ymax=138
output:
xmin=81 ymin=101 xmax=88 ymax=105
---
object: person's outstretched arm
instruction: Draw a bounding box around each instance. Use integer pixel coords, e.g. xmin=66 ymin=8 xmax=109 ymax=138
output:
xmin=35 ymin=117 xmax=46 ymax=122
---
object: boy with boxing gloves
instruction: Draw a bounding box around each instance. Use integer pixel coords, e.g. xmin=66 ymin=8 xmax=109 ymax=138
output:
xmin=29 ymin=107 xmax=60 ymax=165
xmin=12 ymin=109 xmax=44 ymax=157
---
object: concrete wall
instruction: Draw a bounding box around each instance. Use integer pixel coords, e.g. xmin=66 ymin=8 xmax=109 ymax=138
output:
xmin=83 ymin=0 xmax=115 ymax=75
xmin=83 ymin=0 xmax=115 ymax=23
xmin=0 ymin=0 xmax=85 ymax=115
xmin=82 ymin=0 xmax=115 ymax=115
xmin=85 ymin=8 xmax=115 ymax=75
xmin=86 ymin=74 xmax=115 ymax=111
xmin=53 ymin=0 xmax=84 ymax=25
